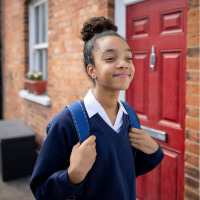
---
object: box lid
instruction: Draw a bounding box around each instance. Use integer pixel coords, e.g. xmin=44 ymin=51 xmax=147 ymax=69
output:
xmin=0 ymin=119 xmax=34 ymax=141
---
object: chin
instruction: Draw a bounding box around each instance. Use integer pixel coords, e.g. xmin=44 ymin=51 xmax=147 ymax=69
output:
xmin=115 ymin=83 xmax=130 ymax=91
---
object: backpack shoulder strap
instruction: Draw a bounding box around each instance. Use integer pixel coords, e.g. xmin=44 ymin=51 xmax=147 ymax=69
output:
xmin=67 ymin=100 xmax=90 ymax=144
xmin=46 ymin=100 xmax=89 ymax=197
xmin=120 ymin=101 xmax=141 ymax=159
xmin=46 ymin=100 xmax=90 ymax=144
xmin=67 ymin=100 xmax=90 ymax=197
xmin=120 ymin=101 xmax=141 ymax=130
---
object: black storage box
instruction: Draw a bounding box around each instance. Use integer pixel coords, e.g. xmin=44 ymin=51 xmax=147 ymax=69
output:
xmin=0 ymin=119 xmax=36 ymax=181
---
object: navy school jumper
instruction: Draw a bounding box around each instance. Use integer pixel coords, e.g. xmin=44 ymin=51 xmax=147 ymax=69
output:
xmin=30 ymin=100 xmax=164 ymax=200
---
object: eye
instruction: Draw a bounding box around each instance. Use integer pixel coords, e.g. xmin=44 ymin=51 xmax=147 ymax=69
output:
xmin=105 ymin=57 xmax=115 ymax=61
xmin=127 ymin=58 xmax=133 ymax=61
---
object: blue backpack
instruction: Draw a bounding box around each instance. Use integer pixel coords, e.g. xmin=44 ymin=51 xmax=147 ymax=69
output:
xmin=45 ymin=100 xmax=141 ymax=198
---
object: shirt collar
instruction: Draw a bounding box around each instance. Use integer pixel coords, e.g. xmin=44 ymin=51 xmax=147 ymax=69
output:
xmin=84 ymin=89 xmax=128 ymax=118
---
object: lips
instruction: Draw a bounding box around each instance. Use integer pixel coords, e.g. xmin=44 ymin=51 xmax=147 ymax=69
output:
xmin=113 ymin=73 xmax=130 ymax=78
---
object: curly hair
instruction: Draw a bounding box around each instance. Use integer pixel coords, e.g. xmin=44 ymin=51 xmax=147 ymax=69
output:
xmin=80 ymin=17 xmax=127 ymax=84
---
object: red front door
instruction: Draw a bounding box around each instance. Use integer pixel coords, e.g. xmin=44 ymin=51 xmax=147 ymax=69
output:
xmin=126 ymin=0 xmax=187 ymax=199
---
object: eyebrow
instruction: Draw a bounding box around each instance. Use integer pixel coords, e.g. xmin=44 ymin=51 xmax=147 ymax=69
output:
xmin=102 ymin=48 xmax=132 ymax=54
xmin=126 ymin=48 xmax=132 ymax=54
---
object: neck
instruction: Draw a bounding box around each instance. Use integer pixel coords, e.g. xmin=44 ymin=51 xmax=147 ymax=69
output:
xmin=93 ymin=86 xmax=120 ymax=113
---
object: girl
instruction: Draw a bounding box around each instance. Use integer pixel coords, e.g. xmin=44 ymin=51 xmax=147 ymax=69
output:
xmin=30 ymin=17 xmax=164 ymax=200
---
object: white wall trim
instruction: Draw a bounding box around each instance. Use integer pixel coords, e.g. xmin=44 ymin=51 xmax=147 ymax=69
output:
xmin=19 ymin=90 xmax=51 ymax=106
xmin=30 ymin=0 xmax=47 ymax=7
xmin=115 ymin=0 xmax=147 ymax=102
xmin=34 ymin=43 xmax=48 ymax=49
xmin=122 ymin=0 xmax=146 ymax=6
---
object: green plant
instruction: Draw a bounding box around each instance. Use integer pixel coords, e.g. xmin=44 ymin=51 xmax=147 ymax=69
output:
xmin=26 ymin=71 xmax=43 ymax=81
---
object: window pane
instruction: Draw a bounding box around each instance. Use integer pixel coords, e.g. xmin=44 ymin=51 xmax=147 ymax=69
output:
xmin=35 ymin=49 xmax=47 ymax=80
xmin=41 ymin=2 xmax=47 ymax=43
xmin=31 ymin=1 xmax=48 ymax=83
xmin=35 ymin=6 xmax=40 ymax=44
xmin=43 ymin=49 xmax=47 ymax=80
xmin=39 ymin=50 xmax=43 ymax=73
xmin=34 ymin=50 xmax=39 ymax=72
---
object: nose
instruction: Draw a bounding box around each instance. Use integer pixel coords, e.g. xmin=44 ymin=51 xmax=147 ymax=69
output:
xmin=116 ymin=59 xmax=129 ymax=69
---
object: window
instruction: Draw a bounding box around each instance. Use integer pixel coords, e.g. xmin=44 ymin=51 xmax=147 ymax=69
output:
xmin=29 ymin=0 xmax=48 ymax=80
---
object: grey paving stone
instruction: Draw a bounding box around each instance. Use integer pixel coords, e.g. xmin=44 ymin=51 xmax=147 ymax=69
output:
xmin=0 ymin=175 xmax=35 ymax=200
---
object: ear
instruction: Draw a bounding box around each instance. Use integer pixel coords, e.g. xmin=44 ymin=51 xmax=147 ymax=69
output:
xmin=87 ymin=64 xmax=97 ymax=80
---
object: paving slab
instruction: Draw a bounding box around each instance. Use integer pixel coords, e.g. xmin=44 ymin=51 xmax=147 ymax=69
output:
xmin=0 ymin=175 xmax=35 ymax=200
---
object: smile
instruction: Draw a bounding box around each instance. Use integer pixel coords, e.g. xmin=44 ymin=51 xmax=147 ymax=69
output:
xmin=113 ymin=73 xmax=130 ymax=78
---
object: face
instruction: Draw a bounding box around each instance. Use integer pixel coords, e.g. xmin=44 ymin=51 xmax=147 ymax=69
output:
xmin=87 ymin=36 xmax=135 ymax=91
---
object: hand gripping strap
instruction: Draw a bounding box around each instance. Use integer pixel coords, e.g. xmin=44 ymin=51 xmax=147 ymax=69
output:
xmin=46 ymin=101 xmax=89 ymax=197
xmin=120 ymin=101 xmax=141 ymax=159
xmin=67 ymin=101 xmax=91 ymax=197
xmin=67 ymin=100 xmax=90 ymax=144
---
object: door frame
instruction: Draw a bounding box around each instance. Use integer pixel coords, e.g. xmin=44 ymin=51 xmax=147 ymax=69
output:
xmin=115 ymin=0 xmax=148 ymax=102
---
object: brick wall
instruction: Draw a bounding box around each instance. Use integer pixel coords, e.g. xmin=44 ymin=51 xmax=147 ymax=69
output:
xmin=3 ymin=0 xmax=114 ymax=147
xmin=184 ymin=0 xmax=200 ymax=199
xmin=47 ymin=0 xmax=114 ymax=112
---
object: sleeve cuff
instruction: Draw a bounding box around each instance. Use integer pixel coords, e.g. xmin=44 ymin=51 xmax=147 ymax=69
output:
xmin=57 ymin=167 xmax=85 ymax=196
xmin=143 ymin=143 xmax=164 ymax=161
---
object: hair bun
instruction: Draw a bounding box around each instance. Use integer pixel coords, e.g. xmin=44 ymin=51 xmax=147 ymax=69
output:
xmin=80 ymin=17 xmax=118 ymax=42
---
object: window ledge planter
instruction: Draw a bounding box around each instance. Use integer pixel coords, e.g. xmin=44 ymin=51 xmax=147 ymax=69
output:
xmin=24 ymin=78 xmax=47 ymax=95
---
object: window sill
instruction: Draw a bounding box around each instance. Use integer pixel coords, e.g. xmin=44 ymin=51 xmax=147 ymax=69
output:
xmin=19 ymin=89 xmax=51 ymax=106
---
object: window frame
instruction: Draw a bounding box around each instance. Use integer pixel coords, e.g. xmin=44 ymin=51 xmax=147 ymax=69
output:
xmin=29 ymin=0 xmax=48 ymax=80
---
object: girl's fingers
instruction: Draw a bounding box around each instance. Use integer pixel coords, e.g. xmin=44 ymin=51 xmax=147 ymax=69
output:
xmin=129 ymin=138 xmax=139 ymax=142
xmin=130 ymin=142 xmax=140 ymax=148
xmin=129 ymin=138 xmax=140 ymax=145
xmin=129 ymin=128 xmax=142 ymax=134
xmin=129 ymin=132 xmax=140 ymax=139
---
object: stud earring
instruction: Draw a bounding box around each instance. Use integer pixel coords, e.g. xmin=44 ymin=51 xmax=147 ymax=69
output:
xmin=92 ymin=76 xmax=96 ymax=81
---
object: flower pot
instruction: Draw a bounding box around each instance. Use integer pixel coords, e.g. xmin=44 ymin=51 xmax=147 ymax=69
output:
xmin=24 ymin=79 xmax=47 ymax=95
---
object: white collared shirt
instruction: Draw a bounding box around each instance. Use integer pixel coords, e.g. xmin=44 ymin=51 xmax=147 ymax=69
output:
xmin=84 ymin=89 xmax=128 ymax=133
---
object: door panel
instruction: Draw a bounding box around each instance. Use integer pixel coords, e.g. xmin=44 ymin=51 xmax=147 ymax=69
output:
xmin=136 ymin=147 xmax=181 ymax=200
xmin=131 ymin=16 xmax=149 ymax=39
xmin=126 ymin=0 xmax=187 ymax=199
xmin=160 ymin=51 xmax=182 ymax=124
xmin=160 ymin=9 xmax=184 ymax=35
xmin=160 ymin=148 xmax=180 ymax=200
xmin=136 ymin=165 xmax=161 ymax=200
